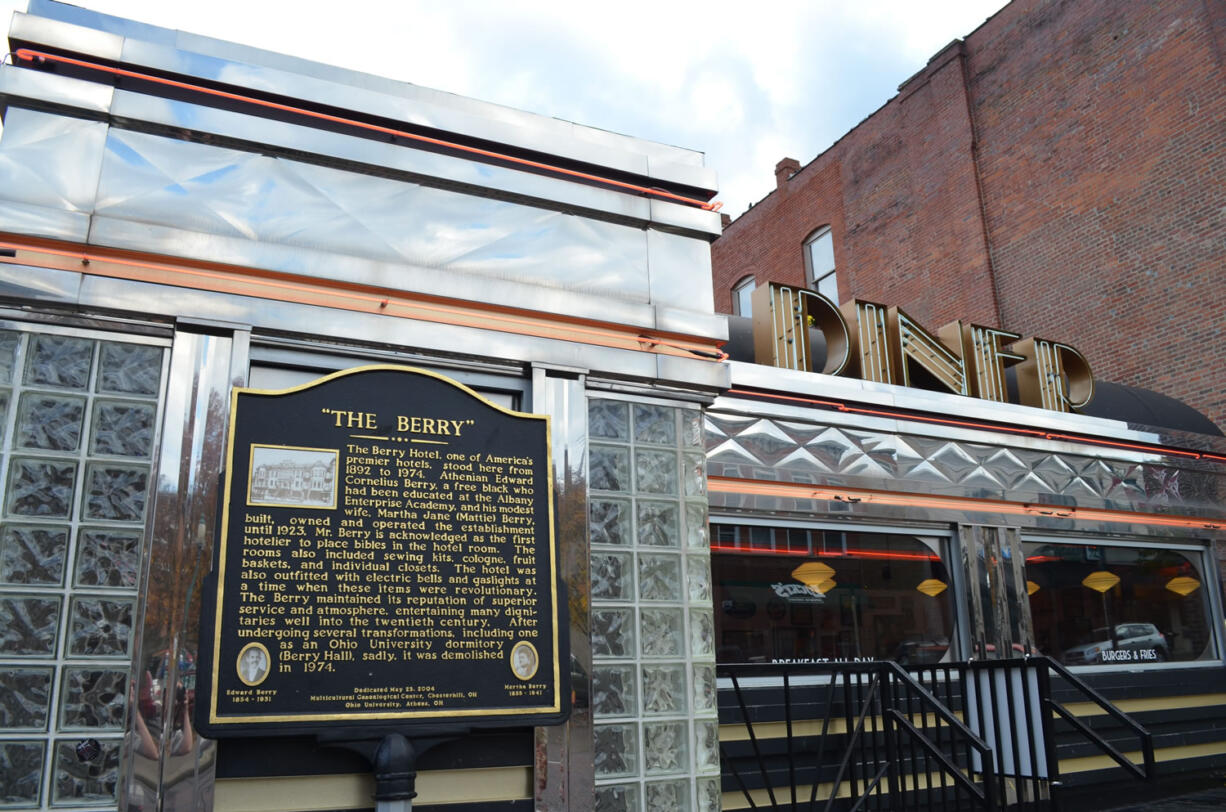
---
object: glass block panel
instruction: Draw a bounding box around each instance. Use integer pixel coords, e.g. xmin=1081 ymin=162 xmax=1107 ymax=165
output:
xmin=0 ymin=596 xmax=60 ymax=655
xmin=0 ymin=668 xmax=52 ymax=729
xmin=633 ymin=449 xmax=677 ymax=495
xmin=687 ymin=555 xmax=712 ymax=603
xmin=643 ymin=721 xmax=687 ymax=774
xmin=592 ymin=608 xmax=635 ymax=658
xmin=592 ymin=664 xmax=637 ymax=718
xmin=594 ymin=782 xmax=640 ymax=812
xmin=685 ymin=501 xmax=709 ymax=549
xmin=695 ymin=719 xmax=720 ymax=772
xmin=690 ymin=608 xmax=715 ymax=658
xmin=593 ymin=722 xmax=638 ymax=779
xmin=636 ymin=501 xmax=679 ymax=547
xmin=90 ymin=400 xmax=157 ymax=457
xmin=640 ymin=608 xmax=684 ymax=658
xmin=0 ymin=524 xmax=68 ymax=585
xmin=697 ymin=777 xmax=722 ymax=812
xmin=52 ymin=737 xmax=121 ymax=805
xmin=645 ymin=779 xmax=689 ymax=810
xmin=641 ymin=663 xmax=686 ymax=716
xmin=592 ymin=552 xmax=633 ymax=602
xmin=7 ymin=458 xmax=76 ymax=517
xmin=97 ymin=342 xmax=162 ymax=396
xmin=73 ymin=529 xmax=142 ymax=589
xmin=692 ymin=664 xmax=717 ymax=715
xmin=590 ymin=498 xmax=631 ymax=546
xmin=59 ymin=669 xmax=127 ymax=729
xmin=0 ymin=331 xmax=20 ymax=384
xmin=589 ymin=399 xmax=630 ymax=441
xmin=0 ymin=390 xmax=8 ymax=443
xmin=67 ymin=598 xmax=134 ymax=657
xmin=82 ymin=464 xmax=149 ymax=521
xmin=25 ymin=335 xmax=93 ymax=390
xmin=681 ymin=409 xmax=704 ymax=449
xmin=0 ymin=740 xmax=44 ymax=806
xmin=16 ymin=393 xmax=85 ymax=451
xmin=638 ymin=553 xmax=682 ymax=602
xmin=633 ymin=404 xmax=676 ymax=446
xmin=590 ymin=445 xmax=630 ymax=493
xmin=683 ymin=452 xmax=707 ymax=497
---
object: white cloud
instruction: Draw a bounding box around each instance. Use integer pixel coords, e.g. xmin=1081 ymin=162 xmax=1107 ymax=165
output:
xmin=0 ymin=0 xmax=1009 ymax=214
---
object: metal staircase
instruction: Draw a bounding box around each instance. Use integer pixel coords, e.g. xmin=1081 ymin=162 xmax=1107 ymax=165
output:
xmin=718 ymin=657 xmax=1153 ymax=811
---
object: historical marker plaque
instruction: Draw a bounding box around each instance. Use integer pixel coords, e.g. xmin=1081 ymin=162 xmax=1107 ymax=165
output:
xmin=196 ymin=366 xmax=568 ymax=735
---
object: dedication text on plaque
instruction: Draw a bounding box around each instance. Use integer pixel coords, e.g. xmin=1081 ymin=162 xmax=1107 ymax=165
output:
xmin=197 ymin=365 xmax=565 ymax=734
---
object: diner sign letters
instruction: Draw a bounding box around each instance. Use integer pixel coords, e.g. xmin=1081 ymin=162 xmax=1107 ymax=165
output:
xmin=196 ymin=366 xmax=567 ymax=735
xmin=752 ymin=283 xmax=1094 ymax=413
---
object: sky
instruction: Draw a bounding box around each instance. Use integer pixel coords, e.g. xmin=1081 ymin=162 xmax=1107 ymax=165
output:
xmin=0 ymin=0 xmax=1010 ymax=216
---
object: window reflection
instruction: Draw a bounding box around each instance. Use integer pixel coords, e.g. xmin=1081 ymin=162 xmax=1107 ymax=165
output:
xmin=712 ymin=525 xmax=954 ymax=664
xmin=1024 ymin=542 xmax=1214 ymax=665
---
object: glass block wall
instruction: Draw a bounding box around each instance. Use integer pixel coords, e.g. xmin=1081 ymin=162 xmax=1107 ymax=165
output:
xmin=587 ymin=398 xmax=721 ymax=811
xmin=0 ymin=329 xmax=166 ymax=810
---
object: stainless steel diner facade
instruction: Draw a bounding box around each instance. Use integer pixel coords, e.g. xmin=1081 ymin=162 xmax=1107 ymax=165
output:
xmin=1 ymin=3 xmax=1224 ymax=812
xmin=0 ymin=2 xmax=728 ymax=810
xmin=707 ymin=361 xmax=1226 ymax=808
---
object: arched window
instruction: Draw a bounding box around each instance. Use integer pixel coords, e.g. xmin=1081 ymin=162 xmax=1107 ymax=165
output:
xmin=732 ymin=275 xmax=756 ymax=317
xmin=804 ymin=226 xmax=838 ymax=304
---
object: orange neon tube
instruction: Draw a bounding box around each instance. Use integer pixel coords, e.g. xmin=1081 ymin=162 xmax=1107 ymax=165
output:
xmin=12 ymin=49 xmax=721 ymax=212
xmin=0 ymin=239 xmax=726 ymax=362
xmin=708 ymin=476 xmax=1224 ymax=531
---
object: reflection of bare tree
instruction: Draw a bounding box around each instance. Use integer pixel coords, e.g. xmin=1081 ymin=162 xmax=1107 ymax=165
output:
xmin=126 ymin=342 xmax=232 ymax=811
xmin=556 ymin=453 xmax=589 ymax=638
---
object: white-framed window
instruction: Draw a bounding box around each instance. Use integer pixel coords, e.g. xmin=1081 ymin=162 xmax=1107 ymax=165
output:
xmin=731 ymin=276 xmax=756 ymax=317
xmin=804 ymin=227 xmax=837 ymax=304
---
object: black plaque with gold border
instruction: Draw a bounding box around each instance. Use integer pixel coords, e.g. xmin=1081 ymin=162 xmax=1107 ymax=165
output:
xmin=195 ymin=365 xmax=569 ymax=736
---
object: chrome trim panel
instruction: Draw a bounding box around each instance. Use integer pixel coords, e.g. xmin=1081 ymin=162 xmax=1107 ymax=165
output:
xmin=532 ymin=369 xmax=593 ymax=811
xmin=648 ymin=230 xmax=717 ymax=319
xmin=708 ymin=489 xmax=1225 ymax=543
xmin=0 ymin=107 xmax=107 ymax=213
xmin=90 ymin=127 xmax=663 ymax=301
xmin=0 ymin=199 xmax=90 ymax=242
xmin=0 ymin=62 xmax=115 ymax=116
xmin=707 ymin=404 xmax=1226 ymax=517
xmin=0 ymin=259 xmax=83 ymax=302
xmin=69 ymin=273 xmax=728 ymax=392
xmin=9 ymin=9 xmax=126 ymax=61
xmin=17 ymin=5 xmax=717 ymax=192
xmin=726 ymin=360 xmax=1226 ymax=453
xmin=124 ymin=325 xmax=248 ymax=812
xmin=101 ymin=90 xmax=672 ymax=229
xmin=84 ymin=216 xmax=663 ymax=332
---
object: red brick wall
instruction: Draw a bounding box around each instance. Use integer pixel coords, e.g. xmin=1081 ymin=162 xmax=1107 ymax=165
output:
xmin=712 ymin=0 xmax=1226 ymax=430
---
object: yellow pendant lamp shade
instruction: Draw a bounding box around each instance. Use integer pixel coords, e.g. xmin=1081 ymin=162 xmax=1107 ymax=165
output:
xmin=1165 ymin=576 xmax=1201 ymax=596
xmin=792 ymin=561 xmax=836 ymax=589
xmin=915 ymin=578 xmax=948 ymax=597
xmin=1081 ymin=570 xmax=1120 ymax=593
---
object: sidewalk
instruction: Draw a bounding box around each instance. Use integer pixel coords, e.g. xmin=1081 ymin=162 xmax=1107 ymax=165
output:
xmin=1105 ymin=787 xmax=1226 ymax=810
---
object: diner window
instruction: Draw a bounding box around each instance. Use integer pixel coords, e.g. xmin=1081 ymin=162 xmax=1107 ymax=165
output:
xmin=731 ymin=276 xmax=756 ymax=317
xmin=804 ymin=227 xmax=837 ymax=304
xmin=1024 ymin=540 xmax=1217 ymax=666
xmin=712 ymin=524 xmax=955 ymax=665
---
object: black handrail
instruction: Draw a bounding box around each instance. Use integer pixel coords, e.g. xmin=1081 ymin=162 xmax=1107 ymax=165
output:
xmin=1036 ymin=655 xmax=1156 ymax=783
xmin=718 ymin=661 xmax=1000 ymax=811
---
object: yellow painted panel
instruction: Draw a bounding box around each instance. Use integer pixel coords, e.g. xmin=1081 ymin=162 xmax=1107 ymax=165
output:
xmin=1060 ymin=693 xmax=1226 ymax=718
xmin=1061 ymin=741 xmax=1226 ymax=774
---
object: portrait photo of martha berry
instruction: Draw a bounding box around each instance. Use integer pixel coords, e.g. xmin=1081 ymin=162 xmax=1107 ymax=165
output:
xmin=510 ymin=640 xmax=539 ymax=681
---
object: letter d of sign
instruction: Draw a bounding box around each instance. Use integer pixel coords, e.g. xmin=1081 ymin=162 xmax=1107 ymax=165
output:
xmin=1012 ymin=338 xmax=1094 ymax=412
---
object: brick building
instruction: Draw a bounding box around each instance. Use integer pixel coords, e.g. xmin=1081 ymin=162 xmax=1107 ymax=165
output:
xmin=712 ymin=0 xmax=1226 ymax=430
